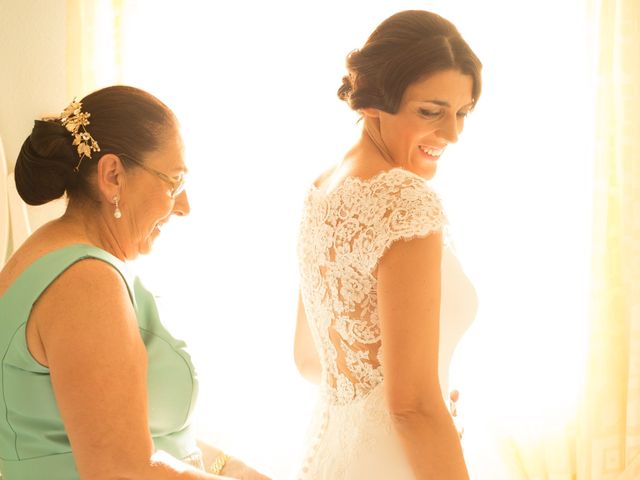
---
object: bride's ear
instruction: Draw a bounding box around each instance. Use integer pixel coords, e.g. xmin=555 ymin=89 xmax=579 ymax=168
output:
xmin=359 ymin=107 xmax=380 ymax=119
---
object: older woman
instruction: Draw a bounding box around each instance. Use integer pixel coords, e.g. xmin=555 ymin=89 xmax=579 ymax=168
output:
xmin=0 ymin=86 xmax=269 ymax=480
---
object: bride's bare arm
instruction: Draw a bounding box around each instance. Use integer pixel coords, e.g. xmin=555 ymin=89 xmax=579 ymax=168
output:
xmin=294 ymin=290 xmax=322 ymax=384
xmin=377 ymin=232 xmax=469 ymax=480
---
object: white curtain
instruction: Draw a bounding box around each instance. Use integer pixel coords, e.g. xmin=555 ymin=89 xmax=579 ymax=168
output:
xmin=576 ymin=0 xmax=640 ymax=478
xmin=68 ymin=1 xmax=595 ymax=478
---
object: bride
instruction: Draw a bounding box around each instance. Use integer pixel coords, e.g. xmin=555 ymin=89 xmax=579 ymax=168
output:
xmin=293 ymin=10 xmax=482 ymax=479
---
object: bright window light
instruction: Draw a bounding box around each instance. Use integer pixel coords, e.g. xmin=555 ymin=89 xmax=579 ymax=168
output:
xmin=101 ymin=1 xmax=594 ymax=477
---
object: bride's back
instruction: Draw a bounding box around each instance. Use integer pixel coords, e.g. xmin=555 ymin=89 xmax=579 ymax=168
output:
xmin=298 ymin=166 xmax=447 ymax=404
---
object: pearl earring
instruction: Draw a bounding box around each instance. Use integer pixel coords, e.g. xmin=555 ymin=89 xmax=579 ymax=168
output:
xmin=113 ymin=195 xmax=122 ymax=219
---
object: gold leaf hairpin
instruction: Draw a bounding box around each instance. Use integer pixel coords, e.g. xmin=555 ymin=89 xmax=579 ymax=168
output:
xmin=59 ymin=99 xmax=101 ymax=171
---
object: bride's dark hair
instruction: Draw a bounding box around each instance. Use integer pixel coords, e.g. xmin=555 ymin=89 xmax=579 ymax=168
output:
xmin=338 ymin=10 xmax=482 ymax=113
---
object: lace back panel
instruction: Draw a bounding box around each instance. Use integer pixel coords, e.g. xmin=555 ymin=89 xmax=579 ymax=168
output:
xmin=298 ymin=168 xmax=446 ymax=405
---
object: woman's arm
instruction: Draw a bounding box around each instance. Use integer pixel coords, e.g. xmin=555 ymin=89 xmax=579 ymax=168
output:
xmin=32 ymin=259 xmax=231 ymax=480
xmin=293 ymin=290 xmax=321 ymax=384
xmin=377 ymin=232 xmax=469 ymax=480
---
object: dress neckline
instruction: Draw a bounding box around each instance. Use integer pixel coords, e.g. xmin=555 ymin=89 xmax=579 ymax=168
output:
xmin=0 ymin=243 xmax=129 ymax=301
xmin=309 ymin=167 xmax=426 ymax=198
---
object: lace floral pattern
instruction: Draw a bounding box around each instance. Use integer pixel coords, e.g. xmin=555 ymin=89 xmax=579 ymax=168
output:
xmin=297 ymin=168 xmax=446 ymax=406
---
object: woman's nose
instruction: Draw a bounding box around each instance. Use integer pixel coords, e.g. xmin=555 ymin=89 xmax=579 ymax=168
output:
xmin=437 ymin=113 xmax=460 ymax=144
xmin=173 ymin=190 xmax=190 ymax=216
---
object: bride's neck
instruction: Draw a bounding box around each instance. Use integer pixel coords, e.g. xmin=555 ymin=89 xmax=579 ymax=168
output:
xmin=343 ymin=117 xmax=395 ymax=170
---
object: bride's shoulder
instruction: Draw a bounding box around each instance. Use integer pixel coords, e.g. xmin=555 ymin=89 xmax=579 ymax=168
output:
xmin=312 ymin=165 xmax=339 ymax=190
xmin=371 ymin=168 xmax=438 ymax=199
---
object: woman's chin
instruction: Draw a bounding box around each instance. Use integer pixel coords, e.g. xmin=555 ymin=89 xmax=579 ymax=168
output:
xmin=136 ymin=237 xmax=156 ymax=257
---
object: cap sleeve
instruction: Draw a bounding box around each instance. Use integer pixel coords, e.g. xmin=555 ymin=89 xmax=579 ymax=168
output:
xmin=375 ymin=169 xmax=446 ymax=259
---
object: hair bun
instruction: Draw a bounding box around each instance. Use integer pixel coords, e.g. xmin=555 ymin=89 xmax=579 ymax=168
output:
xmin=15 ymin=120 xmax=76 ymax=205
xmin=337 ymin=74 xmax=354 ymax=103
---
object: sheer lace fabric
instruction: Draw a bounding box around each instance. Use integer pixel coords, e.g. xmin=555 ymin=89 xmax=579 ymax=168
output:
xmin=296 ymin=168 xmax=446 ymax=479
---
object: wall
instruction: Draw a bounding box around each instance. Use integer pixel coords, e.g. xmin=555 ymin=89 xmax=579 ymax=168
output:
xmin=0 ymin=0 xmax=67 ymax=171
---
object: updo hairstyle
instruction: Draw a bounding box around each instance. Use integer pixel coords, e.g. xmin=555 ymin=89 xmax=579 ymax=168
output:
xmin=337 ymin=10 xmax=482 ymax=114
xmin=15 ymin=86 xmax=178 ymax=206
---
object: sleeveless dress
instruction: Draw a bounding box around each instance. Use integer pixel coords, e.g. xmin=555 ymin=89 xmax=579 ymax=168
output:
xmin=296 ymin=168 xmax=476 ymax=479
xmin=0 ymin=244 xmax=201 ymax=479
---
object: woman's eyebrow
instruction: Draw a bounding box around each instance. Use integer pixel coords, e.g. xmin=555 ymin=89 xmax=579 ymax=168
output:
xmin=419 ymin=99 xmax=475 ymax=109
xmin=420 ymin=99 xmax=450 ymax=106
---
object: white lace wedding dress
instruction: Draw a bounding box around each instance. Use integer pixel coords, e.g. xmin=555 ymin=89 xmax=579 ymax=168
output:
xmin=296 ymin=168 xmax=477 ymax=479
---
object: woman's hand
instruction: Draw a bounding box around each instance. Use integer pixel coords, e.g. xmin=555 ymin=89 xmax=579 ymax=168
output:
xmin=197 ymin=440 xmax=270 ymax=480
xmin=221 ymin=457 xmax=271 ymax=480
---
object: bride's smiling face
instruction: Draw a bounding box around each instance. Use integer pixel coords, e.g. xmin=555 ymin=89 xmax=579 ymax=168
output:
xmin=376 ymin=69 xmax=475 ymax=180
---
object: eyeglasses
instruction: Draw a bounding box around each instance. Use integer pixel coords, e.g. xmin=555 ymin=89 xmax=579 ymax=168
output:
xmin=117 ymin=153 xmax=186 ymax=199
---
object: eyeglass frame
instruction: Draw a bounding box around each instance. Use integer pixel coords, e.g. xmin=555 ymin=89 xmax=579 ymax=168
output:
xmin=116 ymin=152 xmax=186 ymax=198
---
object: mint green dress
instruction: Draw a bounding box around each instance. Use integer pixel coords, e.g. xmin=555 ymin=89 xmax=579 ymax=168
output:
xmin=0 ymin=245 xmax=200 ymax=479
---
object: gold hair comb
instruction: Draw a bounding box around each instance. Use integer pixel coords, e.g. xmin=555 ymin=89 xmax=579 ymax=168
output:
xmin=59 ymin=99 xmax=100 ymax=171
